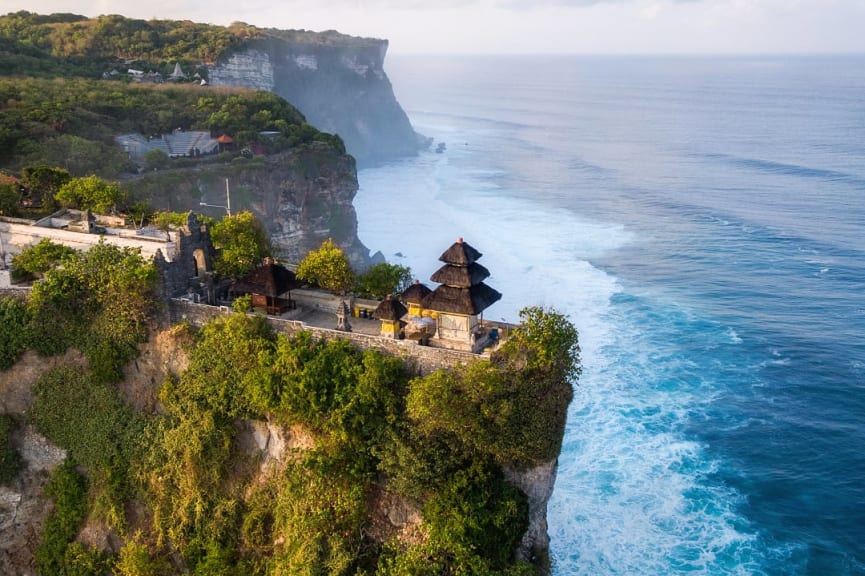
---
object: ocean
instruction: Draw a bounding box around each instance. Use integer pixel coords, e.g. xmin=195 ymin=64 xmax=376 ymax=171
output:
xmin=353 ymin=55 xmax=865 ymax=575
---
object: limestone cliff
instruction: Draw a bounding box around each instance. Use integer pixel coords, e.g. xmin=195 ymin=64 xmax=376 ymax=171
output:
xmin=505 ymin=461 xmax=559 ymax=564
xmin=126 ymin=143 xmax=371 ymax=267
xmin=0 ymin=325 xmax=562 ymax=574
xmin=208 ymin=36 xmax=420 ymax=166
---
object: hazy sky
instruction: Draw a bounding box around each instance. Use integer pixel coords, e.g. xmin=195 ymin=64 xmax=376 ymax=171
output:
xmin=4 ymin=0 xmax=865 ymax=55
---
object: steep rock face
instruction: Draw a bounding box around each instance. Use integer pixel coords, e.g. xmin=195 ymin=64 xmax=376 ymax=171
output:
xmin=128 ymin=143 xmax=371 ymax=267
xmin=208 ymin=49 xmax=275 ymax=92
xmin=208 ymin=39 xmax=419 ymax=166
xmin=0 ymin=427 xmax=66 ymax=576
xmin=504 ymin=460 xmax=559 ymax=563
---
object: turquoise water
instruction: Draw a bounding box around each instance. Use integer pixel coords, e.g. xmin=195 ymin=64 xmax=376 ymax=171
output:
xmin=354 ymin=55 xmax=865 ymax=575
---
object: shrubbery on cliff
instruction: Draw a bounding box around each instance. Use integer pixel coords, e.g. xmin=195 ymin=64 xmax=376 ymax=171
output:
xmin=3 ymin=240 xmax=158 ymax=382
xmin=0 ymin=11 xmax=257 ymax=77
xmin=0 ymin=414 xmax=23 ymax=485
xmin=4 ymin=266 xmax=580 ymax=574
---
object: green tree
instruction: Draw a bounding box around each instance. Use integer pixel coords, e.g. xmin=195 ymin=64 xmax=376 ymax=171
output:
xmin=30 ymin=134 xmax=128 ymax=178
xmin=0 ymin=296 xmax=30 ymax=370
xmin=56 ymin=175 xmax=127 ymax=214
xmin=405 ymin=306 xmax=580 ymax=468
xmin=0 ymin=414 xmax=23 ymax=485
xmin=114 ymin=537 xmax=171 ymax=576
xmin=10 ymin=238 xmax=76 ymax=282
xmin=210 ymin=210 xmax=273 ymax=279
xmin=169 ymin=312 xmax=275 ymax=418
xmin=295 ymin=238 xmax=355 ymax=295
xmin=62 ymin=542 xmax=112 ymax=576
xmin=499 ymin=305 xmax=581 ymax=378
xmin=0 ymin=183 xmax=19 ymax=216
xmin=355 ymin=262 xmax=411 ymax=299
xmin=35 ymin=459 xmax=89 ymax=576
xmin=25 ymin=240 xmax=158 ymax=379
xmin=150 ymin=210 xmax=211 ymax=231
xmin=21 ymin=164 xmax=71 ymax=212
xmin=142 ymin=148 xmax=169 ymax=171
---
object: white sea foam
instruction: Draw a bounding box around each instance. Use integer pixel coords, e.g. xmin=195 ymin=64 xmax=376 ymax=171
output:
xmin=356 ymin=148 xmax=628 ymax=365
xmin=726 ymin=328 xmax=743 ymax=344
xmin=547 ymin=311 xmax=764 ymax=574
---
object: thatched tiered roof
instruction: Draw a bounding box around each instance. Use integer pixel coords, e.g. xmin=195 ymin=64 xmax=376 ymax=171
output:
xmin=430 ymin=262 xmax=490 ymax=288
xmin=423 ymin=237 xmax=501 ymax=316
xmin=422 ymin=283 xmax=501 ymax=316
xmin=231 ymin=259 xmax=298 ymax=298
xmin=373 ymin=294 xmax=408 ymax=322
xmin=437 ymin=237 xmax=482 ymax=266
xmin=401 ymin=279 xmax=432 ymax=305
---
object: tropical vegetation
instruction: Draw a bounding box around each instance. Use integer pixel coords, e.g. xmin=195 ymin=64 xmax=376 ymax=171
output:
xmin=2 ymin=245 xmax=580 ymax=574
xmin=296 ymin=237 xmax=356 ymax=295
xmin=0 ymin=11 xmax=373 ymax=80
xmin=209 ymin=210 xmax=274 ymax=279
xmin=7 ymin=239 xmax=158 ymax=382
xmin=0 ymin=75 xmax=342 ymax=183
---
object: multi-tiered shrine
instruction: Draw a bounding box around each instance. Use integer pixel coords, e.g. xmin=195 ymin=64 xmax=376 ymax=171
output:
xmin=420 ymin=237 xmax=502 ymax=351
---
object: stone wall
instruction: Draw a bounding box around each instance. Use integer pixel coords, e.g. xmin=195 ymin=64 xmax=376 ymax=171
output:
xmin=167 ymin=299 xmax=481 ymax=375
xmin=0 ymin=219 xmax=174 ymax=262
xmin=153 ymin=213 xmax=217 ymax=302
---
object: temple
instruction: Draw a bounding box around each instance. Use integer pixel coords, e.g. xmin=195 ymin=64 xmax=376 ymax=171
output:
xmin=421 ymin=237 xmax=502 ymax=352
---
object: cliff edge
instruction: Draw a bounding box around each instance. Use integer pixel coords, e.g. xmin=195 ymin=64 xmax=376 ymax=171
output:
xmin=209 ymin=35 xmax=420 ymax=166
xmin=125 ymin=143 xmax=372 ymax=268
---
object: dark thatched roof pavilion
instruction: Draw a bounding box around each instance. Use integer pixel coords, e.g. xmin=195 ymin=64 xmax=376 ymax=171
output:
xmin=422 ymin=283 xmax=501 ymax=316
xmin=373 ymin=294 xmax=408 ymax=322
xmin=401 ymin=279 xmax=432 ymax=305
xmin=230 ymin=258 xmax=298 ymax=313
xmin=430 ymin=262 xmax=490 ymax=288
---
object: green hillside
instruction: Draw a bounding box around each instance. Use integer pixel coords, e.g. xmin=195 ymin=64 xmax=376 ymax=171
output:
xmin=0 ymin=76 xmax=347 ymax=173
xmin=0 ymin=11 xmax=378 ymax=79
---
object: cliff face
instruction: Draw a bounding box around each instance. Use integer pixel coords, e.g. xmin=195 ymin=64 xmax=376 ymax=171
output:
xmin=0 ymin=326 xmax=561 ymax=574
xmin=127 ymin=143 xmax=371 ymax=267
xmin=504 ymin=461 xmax=558 ymax=564
xmin=208 ymin=39 xmax=419 ymax=166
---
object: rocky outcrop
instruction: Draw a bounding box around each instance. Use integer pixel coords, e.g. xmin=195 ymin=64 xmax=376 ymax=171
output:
xmin=208 ymin=49 xmax=275 ymax=92
xmin=504 ymin=460 xmax=559 ymax=564
xmin=208 ymin=37 xmax=419 ymax=166
xmin=0 ymin=426 xmax=66 ymax=576
xmin=128 ymin=143 xmax=371 ymax=268
xmin=236 ymin=420 xmax=315 ymax=474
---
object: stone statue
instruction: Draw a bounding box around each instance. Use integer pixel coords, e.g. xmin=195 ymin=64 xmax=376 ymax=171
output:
xmin=336 ymin=299 xmax=352 ymax=332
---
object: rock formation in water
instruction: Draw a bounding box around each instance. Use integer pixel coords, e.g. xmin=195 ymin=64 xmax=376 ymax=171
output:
xmin=208 ymin=35 xmax=420 ymax=166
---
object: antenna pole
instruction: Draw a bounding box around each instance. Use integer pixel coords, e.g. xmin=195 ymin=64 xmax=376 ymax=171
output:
xmin=225 ymin=178 xmax=232 ymax=216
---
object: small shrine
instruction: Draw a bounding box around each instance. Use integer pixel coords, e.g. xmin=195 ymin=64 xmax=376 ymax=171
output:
xmin=230 ymin=257 xmax=298 ymax=314
xmin=400 ymin=279 xmax=436 ymax=344
xmin=401 ymin=279 xmax=432 ymax=316
xmin=335 ymin=299 xmax=352 ymax=332
xmin=422 ymin=237 xmax=502 ymax=351
xmin=373 ymin=294 xmax=408 ymax=339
